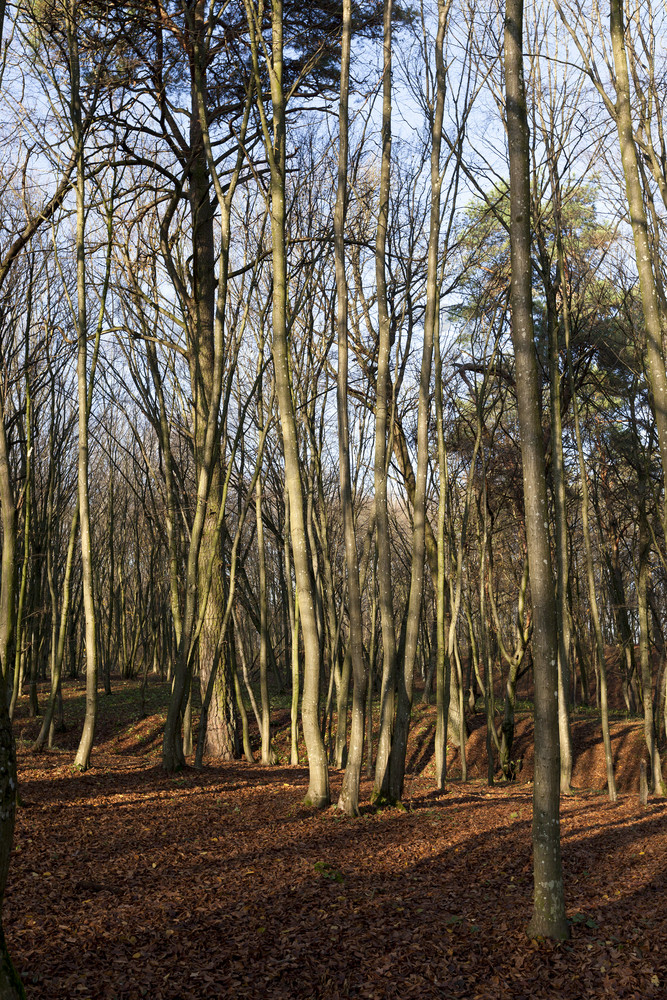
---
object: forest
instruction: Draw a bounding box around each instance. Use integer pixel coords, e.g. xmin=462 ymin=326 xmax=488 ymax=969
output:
xmin=0 ymin=0 xmax=667 ymax=996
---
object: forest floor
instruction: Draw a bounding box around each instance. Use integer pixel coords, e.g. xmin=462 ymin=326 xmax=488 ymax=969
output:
xmin=7 ymin=678 xmax=667 ymax=999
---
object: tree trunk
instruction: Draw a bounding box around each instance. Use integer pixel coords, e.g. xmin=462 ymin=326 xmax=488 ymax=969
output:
xmin=288 ymin=546 xmax=301 ymax=767
xmin=246 ymin=0 xmax=329 ymax=805
xmin=609 ymin=0 xmax=667 ymax=546
xmin=72 ymin=18 xmax=97 ymax=771
xmin=637 ymin=492 xmax=664 ymax=795
xmin=564 ymin=269 xmax=616 ymax=802
xmin=372 ymin=0 xmax=398 ymax=803
xmin=504 ymin=0 xmax=568 ymax=939
xmin=0 ymin=237 xmax=25 ymax=1000
xmin=540 ymin=224 xmax=573 ymax=793
xmin=0 ymin=704 xmax=23 ymax=998
xmin=191 ymin=48 xmax=237 ymax=758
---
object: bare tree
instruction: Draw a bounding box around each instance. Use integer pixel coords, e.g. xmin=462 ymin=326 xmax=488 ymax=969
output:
xmin=504 ymin=0 xmax=568 ymax=940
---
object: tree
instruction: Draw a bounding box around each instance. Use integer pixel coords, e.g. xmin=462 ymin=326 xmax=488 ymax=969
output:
xmin=504 ymin=0 xmax=568 ymax=940
xmin=244 ymin=0 xmax=331 ymax=807
xmin=336 ymin=0 xmax=367 ymax=816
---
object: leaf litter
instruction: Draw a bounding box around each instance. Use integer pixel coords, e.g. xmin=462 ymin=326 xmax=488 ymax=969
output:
xmin=7 ymin=682 xmax=667 ymax=999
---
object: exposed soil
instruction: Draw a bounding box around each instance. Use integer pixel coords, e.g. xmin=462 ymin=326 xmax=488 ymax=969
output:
xmin=7 ymin=679 xmax=667 ymax=999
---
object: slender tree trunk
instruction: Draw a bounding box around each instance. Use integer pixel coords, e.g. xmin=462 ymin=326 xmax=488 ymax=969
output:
xmin=284 ymin=502 xmax=302 ymax=766
xmin=540 ymin=226 xmax=573 ymax=793
xmin=229 ymin=629 xmax=254 ymax=764
xmin=104 ymin=465 xmax=114 ymax=696
xmin=162 ymin=3 xmax=248 ymax=769
xmin=235 ymin=611 xmax=262 ymax=732
xmin=426 ymin=0 xmax=451 ymax=795
xmin=191 ymin=69 xmax=236 ymax=759
xmin=372 ymin=0 xmax=398 ymax=802
xmin=0 ymin=86 xmax=24 ymax=997
xmin=434 ymin=391 xmax=449 ymax=796
xmin=256 ymin=468 xmax=276 ymax=765
xmin=381 ymin=0 xmax=449 ymax=799
xmin=479 ymin=488 xmax=495 ymax=786
xmin=10 ymin=347 xmax=31 ymax=722
xmin=563 ymin=273 xmax=616 ymax=802
xmin=254 ymin=322 xmax=274 ymax=766
xmin=504 ymin=0 xmax=568 ymax=939
xmin=637 ymin=487 xmax=664 ymax=795
xmin=42 ymin=401 xmax=61 ymax=745
xmin=0 ymin=702 xmax=22 ymax=998
xmin=335 ymin=650 xmax=352 ymax=771
xmin=0 ymin=396 xmax=23 ymax=1000
xmin=366 ymin=564 xmax=378 ymax=780
xmin=609 ymin=0 xmax=667 ymax=545
xmin=245 ymin=0 xmax=329 ymax=805
xmin=392 ymin=416 xmax=464 ymax=744
xmin=72 ymin=15 xmax=97 ymax=770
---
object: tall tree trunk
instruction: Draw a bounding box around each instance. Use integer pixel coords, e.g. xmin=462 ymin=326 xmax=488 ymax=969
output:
xmin=0 ymin=704 xmax=22 ymax=997
xmin=504 ymin=0 xmax=568 ymax=939
xmin=539 ymin=225 xmax=573 ymax=793
xmin=387 ymin=0 xmax=449 ymax=802
xmin=10 ymin=314 xmax=33 ymax=722
xmin=72 ymin=11 xmax=97 ymax=770
xmin=366 ymin=559 xmax=378 ymax=780
xmin=609 ymin=0 xmax=667 ymax=547
xmin=433 ymin=1 xmax=453 ymax=792
xmin=284 ymin=498 xmax=301 ymax=766
xmin=0 ymin=342 xmax=24 ymax=1000
xmin=104 ymin=458 xmax=114 ymax=697
xmin=245 ymin=0 xmax=329 ymax=805
xmin=392 ymin=415 xmax=464 ymax=744
xmin=479 ymin=484 xmax=496 ymax=786
xmin=256 ymin=450 xmax=276 ymax=765
xmin=190 ymin=23 xmax=236 ymax=759
xmin=637 ymin=478 xmax=664 ymax=795
xmin=563 ymin=270 xmax=617 ymax=802
xmin=372 ymin=0 xmax=398 ymax=803
xmin=163 ymin=2 xmax=249 ymax=769
xmin=335 ymin=0 xmax=368 ymax=816
xmin=229 ymin=629 xmax=254 ymax=764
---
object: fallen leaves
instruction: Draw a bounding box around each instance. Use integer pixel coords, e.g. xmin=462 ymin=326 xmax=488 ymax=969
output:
xmin=6 ymin=681 xmax=667 ymax=999
xmin=6 ymin=747 xmax=667 ymax=1000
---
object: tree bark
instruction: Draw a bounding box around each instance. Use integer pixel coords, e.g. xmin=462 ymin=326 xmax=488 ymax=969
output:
xmin=504 ymin=0 xmax=568 ymax=939
xmin=538 ymin=220 xmax=573 ymax=793
xmin=335 ymin=0 xmax=368 ymax=816
xmin=387 ymin=0 xmax=449 ymax=803
xmin=245 ymin=0 xmax=329 ymax=805
xmin=609 ymin=0 xmax=667 ymax=547
xmin=372 ymin=0 xmax=398 ymax=802
xmin=72 ymin=8 xmax=98 ymax=771
xmin=637 ymin=479 xmax=664 ymax=795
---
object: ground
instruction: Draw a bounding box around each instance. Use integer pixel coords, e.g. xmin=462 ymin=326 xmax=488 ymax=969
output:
xmin=6 ymin=679 xmax=667 ymax=999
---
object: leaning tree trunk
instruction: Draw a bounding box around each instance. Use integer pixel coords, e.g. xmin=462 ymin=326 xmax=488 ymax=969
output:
xmin=504 ymin=0 xmax=569 ymax=940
